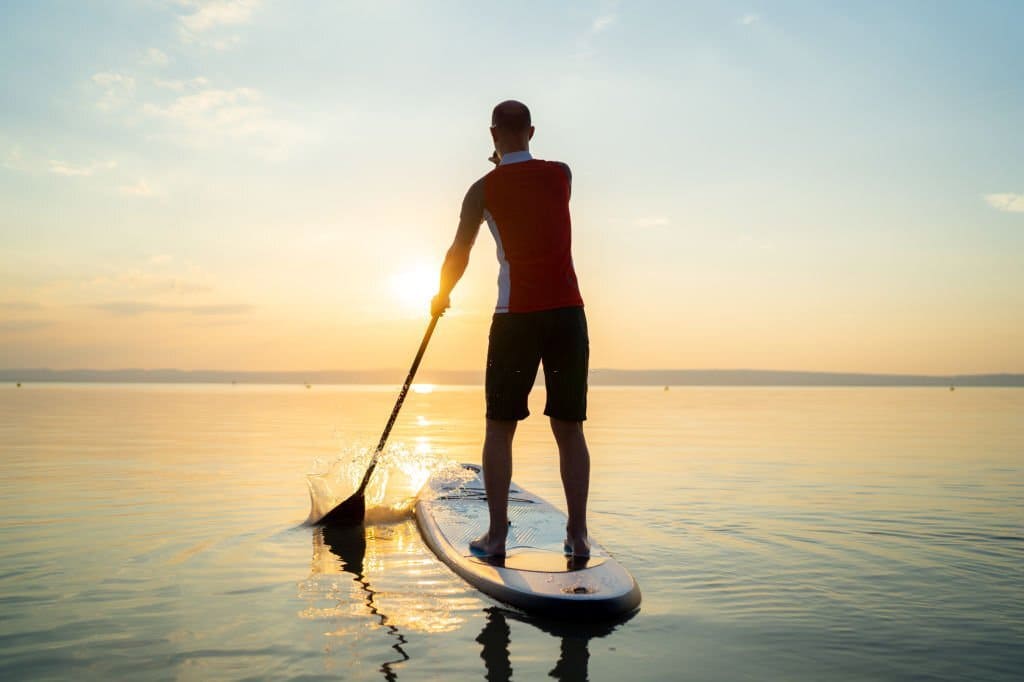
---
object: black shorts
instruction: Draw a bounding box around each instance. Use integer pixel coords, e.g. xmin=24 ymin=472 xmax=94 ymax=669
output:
xmin=485 ymin=306 xmax=589 ymax=422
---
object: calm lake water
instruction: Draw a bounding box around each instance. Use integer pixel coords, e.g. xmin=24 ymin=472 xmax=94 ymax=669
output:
xmin=1 ymin=384 xmax=1021 ymax=681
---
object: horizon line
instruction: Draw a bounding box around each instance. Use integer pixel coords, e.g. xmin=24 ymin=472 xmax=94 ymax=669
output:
xmin=2 ymin=368 xmax=1022 ymax=387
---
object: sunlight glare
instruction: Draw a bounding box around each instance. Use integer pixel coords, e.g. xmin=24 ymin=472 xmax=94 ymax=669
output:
xmin=390 ymin=265 xmax=436 ymax=313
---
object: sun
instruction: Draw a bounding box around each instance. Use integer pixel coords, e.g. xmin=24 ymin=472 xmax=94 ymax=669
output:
xmin=389 ymin=265 xmax=437 ymax=313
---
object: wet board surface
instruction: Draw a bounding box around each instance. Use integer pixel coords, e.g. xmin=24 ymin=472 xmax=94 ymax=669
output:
xmin=415 ymin=463 xmax=641 ymax=619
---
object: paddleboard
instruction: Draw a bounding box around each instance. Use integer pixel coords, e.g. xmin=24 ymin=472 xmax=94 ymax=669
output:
xmin=415 ymin=463 xmax=641 ymax=619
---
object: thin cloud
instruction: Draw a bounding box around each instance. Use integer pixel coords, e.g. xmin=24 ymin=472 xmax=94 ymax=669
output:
xmin=740 ymin=13 xmax=760 ymax=26
xmin=85 ymin=269 xmax=214 ymax=296
xmin=0 ymin=301 xmax=44 ymax=311
xmin=179 ymin=0 xmax=259 ymax=32
xmin=92 ymin=72 xmax=136 ymax=110
xmin=177 ymin=0 xmax=259 ymax=49
xmin=734 ymin=232 xmax=775 ymax=251
xmin=0 ymin=320 xmax=52 ymax=333
xmin=119 ymin=179 xmax=154 ymax=197
xmin=3 ymin=146 xmax=23 ymax=171
xmin=141 ymin=84 xmax=307 ymax=155
xmin=85 ymin=5 xmax=301 ymax=158
xmin=142 ymin=48 xmax=170 ymax=67
xmin=187 ymin=35 xmax=240 ymax=51
xmin=633 ymin=216 xmax=671 ymax=228
xmin=984 ymin=193 xmax=1024 ymax=213
xmin=48 ymin=159 xmax=117 ymax=177
xmin=591 ymin=13 xmax=616 ymax=34
xmin=154 ymin=76 xmax=210 ymax=91
xmin=143 ymin=85 xmax=263 ymax=120
xmin=92 ymin=72 xmax=135 ymax=89
xmin=94 ymin=301 xmax=252 ymax=316
xmin=576 ymin=5 xmax=618 ymax=61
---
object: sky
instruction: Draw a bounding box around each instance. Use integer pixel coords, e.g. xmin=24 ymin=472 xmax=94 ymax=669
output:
xmin=1 ymin=0 xmax=1022 ymax=374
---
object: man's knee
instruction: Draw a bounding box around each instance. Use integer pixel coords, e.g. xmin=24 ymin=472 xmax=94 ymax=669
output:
xmin=549 ymin=417 xmax=584 ymax=442
xmin=485 ymin=418 xmax=517 ymax=442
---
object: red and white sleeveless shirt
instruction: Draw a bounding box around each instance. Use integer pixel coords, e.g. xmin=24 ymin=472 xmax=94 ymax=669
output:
xmin=482 ymin=151 xmax=584 ymax=313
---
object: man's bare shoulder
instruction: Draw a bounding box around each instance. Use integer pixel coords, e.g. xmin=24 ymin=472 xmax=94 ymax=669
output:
xmin=466 ymin=174 xmax=488 ymax=196
xmin=463 ymin=174 xmax=488 ymax=208
xmin=459 ymin=174 xmax=490 ymax=230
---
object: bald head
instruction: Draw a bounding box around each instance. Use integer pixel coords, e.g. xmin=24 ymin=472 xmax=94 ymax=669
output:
xmin=491 ymin=100 xmax=532 ymax=133
xmin=489 ymin=100 xmax=535 ymax=158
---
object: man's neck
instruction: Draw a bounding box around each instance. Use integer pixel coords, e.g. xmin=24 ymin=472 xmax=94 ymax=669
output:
xmin=499 ymin=149 xmax=533 ymax=166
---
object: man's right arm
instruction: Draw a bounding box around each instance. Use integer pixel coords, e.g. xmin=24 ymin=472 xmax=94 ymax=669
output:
xmin=431 ymin=178 xmax=485 ymax=316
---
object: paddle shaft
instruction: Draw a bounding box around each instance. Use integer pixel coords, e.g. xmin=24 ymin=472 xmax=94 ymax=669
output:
xmin=353 ymin=313 xmax=440 ymax=497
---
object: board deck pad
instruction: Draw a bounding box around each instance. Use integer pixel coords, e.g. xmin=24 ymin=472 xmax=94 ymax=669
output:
xmin=468 ymin=550 xmax=608 ymax=573
xmin=415 ymin=463 xmax=641 ymax=619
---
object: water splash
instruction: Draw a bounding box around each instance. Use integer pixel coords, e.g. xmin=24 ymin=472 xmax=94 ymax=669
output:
xmin=305 ymin=442 xmax=463 ymax=524
xmin=415 ymin=459 xmax=478 ymax=502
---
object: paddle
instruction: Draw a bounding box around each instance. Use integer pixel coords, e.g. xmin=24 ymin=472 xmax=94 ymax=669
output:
xmin=317 ymin=313 xmax=441 ymax=525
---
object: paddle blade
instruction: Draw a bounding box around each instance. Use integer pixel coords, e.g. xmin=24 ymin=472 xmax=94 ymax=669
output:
xmin=317 ymin=492 xmax=366 ymax=526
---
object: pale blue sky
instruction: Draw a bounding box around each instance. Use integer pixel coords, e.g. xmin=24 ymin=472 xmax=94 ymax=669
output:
xmin=1 ymin=1 xmax=1022 ymax=372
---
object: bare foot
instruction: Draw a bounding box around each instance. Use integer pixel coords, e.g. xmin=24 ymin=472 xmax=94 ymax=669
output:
xmin=563 ymin=535 xmax=591 ymax=558
xmin=469 ymin=532 xmax=506 ymax=558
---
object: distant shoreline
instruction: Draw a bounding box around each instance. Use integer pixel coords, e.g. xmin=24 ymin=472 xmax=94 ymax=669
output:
xmin=2 ymin=368 xmax=1022 ymax=387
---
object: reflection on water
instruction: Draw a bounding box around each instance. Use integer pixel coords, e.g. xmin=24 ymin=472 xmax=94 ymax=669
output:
xmin=307 ymin=523 xmax=630 ymax=681
xmin=316 ymin=525 xmax=408 ymax=681
xmin=2 ymin=384 xmax=1022 ymax=680
xmin=477 ymin=607 xmax=513 ymax=681
xmin=304 ymin=521 xmax=468 ymax=633
xmin=478 ymin=607 xmax=630 ymax=682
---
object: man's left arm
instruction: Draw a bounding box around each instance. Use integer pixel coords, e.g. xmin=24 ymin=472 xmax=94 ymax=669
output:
xmin=431 ymin=177 xmax=485 ymax=316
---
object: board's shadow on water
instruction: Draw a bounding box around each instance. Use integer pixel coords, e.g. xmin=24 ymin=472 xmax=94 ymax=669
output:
xmin=315 ymin=524 xmax=633 ymax=681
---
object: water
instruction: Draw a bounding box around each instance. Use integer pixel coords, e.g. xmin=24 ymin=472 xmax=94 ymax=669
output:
xmin=1 ymin=384 xmax=1021 ymax=681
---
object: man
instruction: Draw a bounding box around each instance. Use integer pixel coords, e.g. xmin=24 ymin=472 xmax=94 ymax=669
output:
xmin=431 ymin=100 xmax=591 ymax=558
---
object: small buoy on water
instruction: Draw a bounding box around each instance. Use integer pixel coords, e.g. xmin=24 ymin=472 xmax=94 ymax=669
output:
xmin=16 ymin=382 xmax=21 ymax=388
xmin=305 ymin=384 xmax=311 ymax=389
xmin=664 ymin=386 xmax=669 ymax=391
xmin=950 ymin=386 xmax=955 ymax=391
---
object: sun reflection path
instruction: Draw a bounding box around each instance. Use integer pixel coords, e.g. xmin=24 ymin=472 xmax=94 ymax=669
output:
xmin=302 ymin=523 xmax=472 ymax=629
